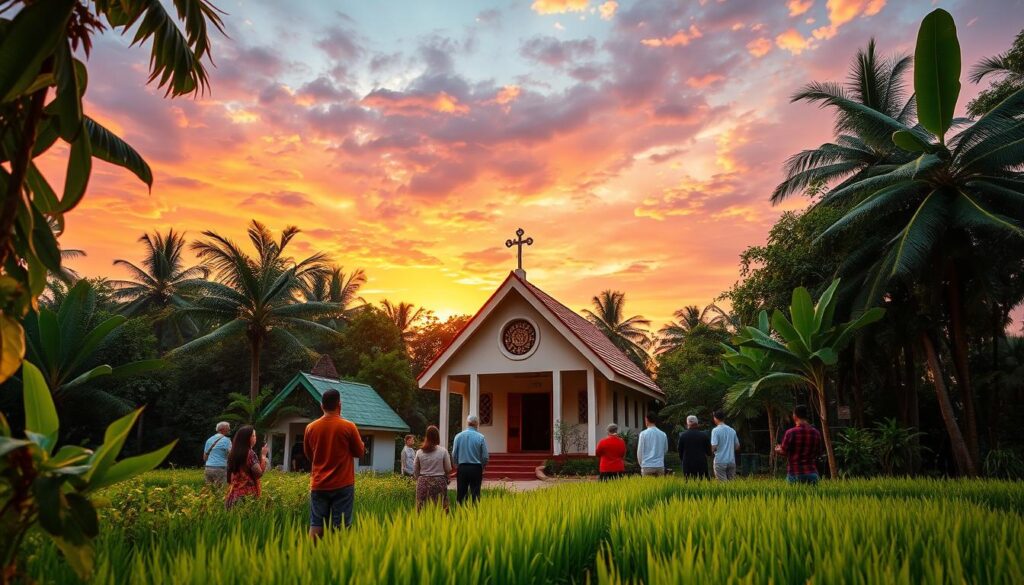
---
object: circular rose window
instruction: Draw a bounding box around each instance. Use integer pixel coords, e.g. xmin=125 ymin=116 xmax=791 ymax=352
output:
xmin=500 ymin=318 xmax=538 ymax=359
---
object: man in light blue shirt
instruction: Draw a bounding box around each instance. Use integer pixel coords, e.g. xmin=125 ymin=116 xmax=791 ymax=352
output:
xmin=710 ymin=410 xmax=740 ymax=481
xmin=203 ymin=421 xmax=232 ymax=485
xmin=637 ymin=412 xmax=668 ymax=476
xmin=452 ymin=415 xmax=489 ymax=504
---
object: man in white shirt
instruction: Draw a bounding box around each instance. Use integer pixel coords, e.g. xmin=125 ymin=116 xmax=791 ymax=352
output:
xmin=637 ymin=412 xmax=668 ymax=476
xmin=710 ymin=410 xmax=740 ymax=481
xmin=401 ymin=434 xmax=416 ymax=477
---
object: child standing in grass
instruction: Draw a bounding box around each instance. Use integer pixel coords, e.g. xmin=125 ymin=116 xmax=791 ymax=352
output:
xmin=413 ymin=425 xmax=453 ymax=512
xmin=225 ymin=425 xmax=268 ymax=509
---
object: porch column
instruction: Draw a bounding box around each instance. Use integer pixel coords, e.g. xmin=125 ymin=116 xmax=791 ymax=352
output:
xmin=283 ymin=427 xmax=293 ymax=472
xmin=552 ymin=370 xmax=562 ymax=456
xmin=266 ymin=433 xmax=275 ymax=470
xmin=440 ymin=375 xmax=450 ymax=449
xmin=469 ymin=373 xmax=480 ymax=419
xmin=586 ymin=369 xmax=597 ymax=455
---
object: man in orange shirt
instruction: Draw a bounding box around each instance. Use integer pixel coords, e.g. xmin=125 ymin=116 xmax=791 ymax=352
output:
xmin=304 ymin=388 xmax=365 ymax=538
xmin=595 ymin=423 xmax=627 ymax=480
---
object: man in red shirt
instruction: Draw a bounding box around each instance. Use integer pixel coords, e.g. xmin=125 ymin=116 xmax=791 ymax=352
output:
xmin=304 ymin=389 xmax=365 ymax=538
xmin=775 ymin=405 xmax=823 ymax=485
xmin=595 ymin=423 xmax=626 ymax=480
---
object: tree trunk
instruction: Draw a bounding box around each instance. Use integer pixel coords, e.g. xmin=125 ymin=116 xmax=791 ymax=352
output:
xmin=921 ymin=331 xmax=976 ymax=476
xmin=903 ymin=343 xmax=920 ymax=475
xmin=852 ymin=360 xmax=865 ymax=428
xmin=945 ymin=261 xmax=981 ymax=464
xmin=813 ymin=373 xmax=837 ymax=479
xmin=249 ymin=334 xmax=262 ymax=401
xmin=766 ymin=405 xmax=777 ymax=474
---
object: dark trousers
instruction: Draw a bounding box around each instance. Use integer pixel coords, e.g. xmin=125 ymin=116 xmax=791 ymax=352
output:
xmin=456 ymin=463 xmax=483 ymax=504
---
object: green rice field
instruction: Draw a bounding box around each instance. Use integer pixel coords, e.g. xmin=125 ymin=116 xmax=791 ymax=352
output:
xmin=24 ymin=471 xmax=1024 ymax=584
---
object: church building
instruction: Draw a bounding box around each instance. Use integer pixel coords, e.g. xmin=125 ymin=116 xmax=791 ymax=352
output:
xmin=417 ymin=230 xmax=663 ymax=461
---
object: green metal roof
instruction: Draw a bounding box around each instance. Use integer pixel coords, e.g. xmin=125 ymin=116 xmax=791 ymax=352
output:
xmin=261 ymin=372 xmax=409 ymax=432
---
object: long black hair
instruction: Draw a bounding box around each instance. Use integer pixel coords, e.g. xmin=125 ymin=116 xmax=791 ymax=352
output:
xmin=227 ymin=425 xmax=256 ymax=481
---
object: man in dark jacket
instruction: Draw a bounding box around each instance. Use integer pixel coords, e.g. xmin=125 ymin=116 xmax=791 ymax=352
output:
xmin=677 ymin=415 xmax=712 ymax=478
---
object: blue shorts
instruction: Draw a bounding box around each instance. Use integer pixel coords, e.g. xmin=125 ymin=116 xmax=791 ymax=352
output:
xmin=310 ymin=485 xmax=355 ymax=529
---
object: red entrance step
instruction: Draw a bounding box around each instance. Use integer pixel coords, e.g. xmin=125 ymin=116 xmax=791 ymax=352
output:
xmin=482 ymin=453 xmax=551 ymax=481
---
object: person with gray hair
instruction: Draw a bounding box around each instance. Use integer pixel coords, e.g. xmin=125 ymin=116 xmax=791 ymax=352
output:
xmin=677 ymin=415 xmax=712 ymax=479
xmin=451 ymin=414 xmax=489 ymax=504
xmin=596 ymin=423 xmax=626 ymax=480
xmin=203 ymin=421 xmax=232 ymax=485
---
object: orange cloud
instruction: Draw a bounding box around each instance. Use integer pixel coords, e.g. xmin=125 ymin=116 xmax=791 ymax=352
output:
xmin=495 ymin=85 xmax=521 ymax=105
xmin=641 ymin=24 xmax=702 ymax=48
xmin=812 ymin=0 xmax=886 ymax=39
xmin=598 ymin=1 xmax=617 ymax=21
xmin=775 ymin=28 xmax=813 ymax=54
xmin=788 ymin=0 xmax=814 ymax=16
xmin=361 ymin=90 xmax=470 ymax=115
xmin=686 ymin=73 xmax=724 ymax=88
xmin=746 ymin=37 xmax=773 ymax=57
xmin=531 ymin=0 xmax=588 ymax=15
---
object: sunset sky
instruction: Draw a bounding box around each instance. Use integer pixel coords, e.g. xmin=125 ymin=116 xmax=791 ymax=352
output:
xmin=55 ymin=0 xmax=1023 ymax=327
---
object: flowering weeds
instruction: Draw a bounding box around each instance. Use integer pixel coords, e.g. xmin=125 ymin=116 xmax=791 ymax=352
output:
xmin=25 ymin=471 xmax=1024 ymax=584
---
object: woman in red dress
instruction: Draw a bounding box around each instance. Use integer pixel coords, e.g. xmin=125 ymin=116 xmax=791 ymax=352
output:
xmin=225 ymin=425 xmax=268 ymax=509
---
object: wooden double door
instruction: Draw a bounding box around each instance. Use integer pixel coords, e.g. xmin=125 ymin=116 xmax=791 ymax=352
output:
xmin=506 ymin=393 xmax=551 ymax=452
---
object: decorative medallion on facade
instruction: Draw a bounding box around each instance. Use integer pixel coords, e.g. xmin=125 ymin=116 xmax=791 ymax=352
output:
xmin=499 ymin=318 xmax=539 ymax=360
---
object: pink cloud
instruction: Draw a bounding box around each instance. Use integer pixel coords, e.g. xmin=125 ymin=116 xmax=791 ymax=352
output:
xmin=599 ymin=1 xmax=618 ymax=21
xmin=813 ymin=0 xmax=886 ymax=40
xmin=747 ymin=37 xmax=773 ymax=57
xmin=641 ymin=24 xmax=703 ymax=48
xmin=776 ymin=28 xmax=814 ymax=54
xmin=788 ymin=0 xmax=815 ymax=17
xmin=361 ymin=89 xmax=470 ymax=116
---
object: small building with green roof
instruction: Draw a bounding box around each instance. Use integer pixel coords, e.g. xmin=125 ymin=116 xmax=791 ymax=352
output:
xmin=262 ymin=362 xmax=410 ymax=474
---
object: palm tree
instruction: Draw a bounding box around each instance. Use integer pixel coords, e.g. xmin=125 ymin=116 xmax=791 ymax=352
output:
xmin=302 ymin=266 xmax=367 ymax=328
xmin=171 ymin=221 xmax=340 ymax=400
xmin=771 ymin=38 xmax=915 ymax=203
xmin=109 ymin=230 xmax=209 ymax=349
xmin=658 ymin=303 xmax=733 ymax=353
xmin=381 ymin=300 xmax=428 ymax=345
xmin=966 ymin=29 xmax=1024 ymax=117
xmin=583 ymin=290 xmax=653 ymax=372
xmin=785 ymin=10 xmax=1024 ymax=475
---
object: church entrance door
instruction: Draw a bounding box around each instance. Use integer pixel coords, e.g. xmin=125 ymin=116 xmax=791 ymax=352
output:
xmin=507 ymin=393 xmax=550 ymax=452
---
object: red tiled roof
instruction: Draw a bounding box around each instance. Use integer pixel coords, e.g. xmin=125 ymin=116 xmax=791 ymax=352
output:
xmin=515 ymin=274 xmax=662 ymax=396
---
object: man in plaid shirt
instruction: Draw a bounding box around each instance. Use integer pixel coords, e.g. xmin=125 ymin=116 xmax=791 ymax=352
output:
xmin=775 ymin=405 xmax=823 ymax=485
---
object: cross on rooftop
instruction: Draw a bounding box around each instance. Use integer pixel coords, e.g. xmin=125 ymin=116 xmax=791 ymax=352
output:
xmin=505 ymin=228 xmax=533 ymax=278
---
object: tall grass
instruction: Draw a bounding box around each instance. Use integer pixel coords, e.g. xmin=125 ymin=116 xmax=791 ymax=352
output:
xmin=24 ymin=472 xmax=1024 ymax=584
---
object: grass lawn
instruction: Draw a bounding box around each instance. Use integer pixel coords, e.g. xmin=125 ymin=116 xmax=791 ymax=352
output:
xmin=24 ymin=470 xmax=1024 ymax=584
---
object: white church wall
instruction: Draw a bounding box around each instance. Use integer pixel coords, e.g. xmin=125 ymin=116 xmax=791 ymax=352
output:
xmin=441 ymin=291 xmax=591 ymax=377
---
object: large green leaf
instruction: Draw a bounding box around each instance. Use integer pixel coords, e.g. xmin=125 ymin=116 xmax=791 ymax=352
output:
xmin=60 ymin=128 xmax=92 ymax=212
xmin=892 ymin=130 xmax=929 ymax=152
xmin=85 ymin=117 xmax=153 ymax=188
xmin=62 ymin=365 xmax=114 ymax=391
xmin=789 ymin=287 xmax=815 ymax=341
xmin=89 ymin=440 xmax=176 ymax=491
xmin=812 ymin=279 xmax=841 ymax=332
xmin=52 ymin=39 xmax=83 ymax=141
xmin=0 ymin=436 xmax=32 ymax=458
xmin=30 ymin=202 xmax=62 ymax=273
xmin=22 ymin=361 xmax=58 ymax=441
xmin=833 ymin=308 xmax=886 ymax=350
xmin=0 ymin=0 xmax=75 ymax=102
xmin=0 ymin=314 xmax=25 ymax=383
xmin=109 ymin=359 xmax=166 ymax=378
xmin=751 ymin=372 xmax=812 ymax=393
xmin=86 ymin=408 xmax=143 ymax=486
xmin=771 ymin=310 xmax=808 ymax=356
xmin=914 ymin=9 xmax=961 ymax=142
xmin=62 ymin=315 xmax=126 ymax=377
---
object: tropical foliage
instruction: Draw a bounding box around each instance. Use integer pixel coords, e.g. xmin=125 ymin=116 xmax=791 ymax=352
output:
xmin=381 ymin=300 xmax=428 ymax=345
xmin=0 ymin=362 xmax=173 ymax=582
xmin=583 ymin=290 xmax=652 ymax=371
xmin=110 ymin=230 xmax=208 ymax=349
xmin=23 ymin=280 xmax=164 ymax=414
xmin=736 ymin=280 xmax=884 ymax=478
xmin=171 ymin=221 xmax=340 ymax=400
xmin=0 ymin=0 xmax=224 ymax=385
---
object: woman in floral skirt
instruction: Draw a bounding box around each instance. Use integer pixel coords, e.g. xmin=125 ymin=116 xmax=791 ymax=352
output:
xmin=413 ymin=425 xmax=453 ymax=512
